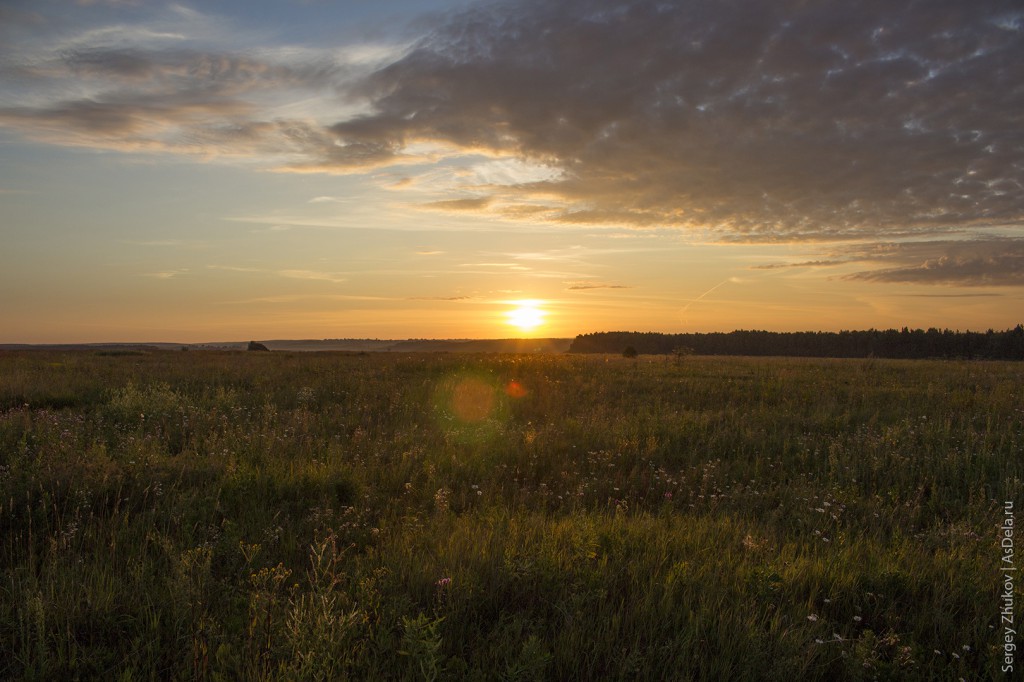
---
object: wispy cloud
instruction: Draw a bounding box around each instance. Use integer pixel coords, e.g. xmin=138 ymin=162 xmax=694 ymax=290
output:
xmin=207 ymin=264 xmax=262 ymax=273
xmin=898 ymin=293 xmax=1004 ymax=298
xmin=207 ymin=264 xmax=349 ymax=283
xmin=217 ymin=293 xmax=396 ymax=305
xmin=458 ymin=262 xmax=530 ymax=271
xmin=420 ymin=196 xmax=492 ymax=211
xmin=408 ymin=295 xmax=473 ymax=301
xmin=565 ymin=281 xmax=630 ymax=291
xmin=145 ymin=268 xmax=189 ymax=279
xmin=308 ymin=196 xmax=352 ymax=204
xmin=750 ymin=260 xmax=850 ymax=271
xmin=276 ymin=269 xmax=348 ymax=284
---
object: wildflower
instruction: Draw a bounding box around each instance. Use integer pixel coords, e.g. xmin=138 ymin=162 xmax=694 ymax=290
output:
xmin=807 ymin=614 xmax=819 ymax=622
xmin=436 ymin=577 xmax=451 ymax=587
xmin=853 ymin=616 xmax=862 ymax=622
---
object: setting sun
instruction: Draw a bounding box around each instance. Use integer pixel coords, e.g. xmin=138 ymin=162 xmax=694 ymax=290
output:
xmin=506 ymin=300 xmax=546 ymax=333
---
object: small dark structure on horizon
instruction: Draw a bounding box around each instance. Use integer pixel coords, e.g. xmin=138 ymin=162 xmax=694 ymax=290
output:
xmin=247 ymin=341 xmax=270 ymax=351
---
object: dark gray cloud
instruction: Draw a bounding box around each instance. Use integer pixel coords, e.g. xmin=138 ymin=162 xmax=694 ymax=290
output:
xmin=753 ymin=238 xmax=1024 ymax=285
xmin=843 ymin=239 xmax=1024 ymax=286
xmin=900 ymin=293 xmax=1003 ymax=298
xmin=324 ymin=0 xmax=1023 ymax=242
xmin=750 ymin=260 xmax=850 ymax=270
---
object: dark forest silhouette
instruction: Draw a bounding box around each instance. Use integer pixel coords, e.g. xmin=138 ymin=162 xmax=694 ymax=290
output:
xmin=569 ymin=325 xmax=1024 ymax=360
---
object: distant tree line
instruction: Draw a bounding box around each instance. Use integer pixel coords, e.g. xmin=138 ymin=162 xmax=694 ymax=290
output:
xmin=568 ymin=326 xmax=1024 ymax=360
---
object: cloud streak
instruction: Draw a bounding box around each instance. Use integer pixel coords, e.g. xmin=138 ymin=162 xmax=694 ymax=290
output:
xmin=565 ymin=282 xmax=630 ymax=291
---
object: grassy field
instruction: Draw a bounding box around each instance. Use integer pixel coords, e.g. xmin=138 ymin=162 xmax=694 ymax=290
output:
xmin=0 ymin=350 xmax=1020 ymax=680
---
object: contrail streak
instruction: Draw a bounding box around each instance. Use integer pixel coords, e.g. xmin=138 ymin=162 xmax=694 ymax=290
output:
xmin=679 ymin=279 xmax=732 ymax=316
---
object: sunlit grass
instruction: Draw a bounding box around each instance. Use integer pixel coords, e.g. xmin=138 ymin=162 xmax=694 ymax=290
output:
xmin=0 ymin=350 xmax=1019 ymax=679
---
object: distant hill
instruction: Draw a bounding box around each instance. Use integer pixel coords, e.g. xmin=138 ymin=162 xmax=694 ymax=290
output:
xmin=1 ymin=338 xmax=574 ymax=354
xmin=0 ymin=343 xmax=179 ymax=352
xmin=253 ymin=338 xmax=573 ymax=353
xmin=387 ymin=338 xmax=572 ymax=353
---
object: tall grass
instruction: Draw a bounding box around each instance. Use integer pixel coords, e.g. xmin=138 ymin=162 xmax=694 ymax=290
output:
xmin=0 ymin=350 xmax=1019 ymax=679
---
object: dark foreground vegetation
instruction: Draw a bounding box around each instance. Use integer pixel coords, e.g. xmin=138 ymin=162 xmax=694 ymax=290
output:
xmin=0 ymin=350 xmax=1020 ymax=680
xmin=570 ymin=325 xmax=1024 ymax=360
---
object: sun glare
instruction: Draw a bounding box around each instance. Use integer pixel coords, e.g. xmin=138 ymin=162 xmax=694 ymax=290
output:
xmin=506 ymin=300 xmax=546 ymax=333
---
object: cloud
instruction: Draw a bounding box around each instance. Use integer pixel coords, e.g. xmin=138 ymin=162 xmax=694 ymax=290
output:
xmin=408 ymin=295 xmax=473 ymax=301
xmin=749 ymin=260 xmax=849 ymax=271
xmin=900 ymin=293 xmax=1003 ymax=298
xmin=3 ymin=0 xmax=1022 ymax=256
xmin=420 ymin=196 xmax=492 ymax=211
xmin=309 ymin=196 xmax=351 ymax=204
xmin=207 ymin=264 xmax=261 ymax=272
xmin=325 ymin=0 xmax=1024 ymax=240
xmin=749 ymin=238 xmax=1024 ymax=286
xmin=217 ymin=293 xmax=396 ymax=305
xmin=276 ymin=269 xmax=349 ymax=284
xmin=457 ymin=262 xmax=530 ymax=271
xmin=57 ymin=46 xmax=341 ymax=89
xmin=0 ymin=16 xmax=362 ymax=160
xmin=565 ymin=281 xmax=630 ymax=291
xmin=843 ymin=239 xmax=1024 ymax=286
xmin=75 ymin=0 xmax=141 ymax=7
xmin=145 ymin=268 xmax=189 ymax=279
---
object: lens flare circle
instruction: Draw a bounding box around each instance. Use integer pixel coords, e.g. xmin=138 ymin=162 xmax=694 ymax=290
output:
xmin=450 ymin=377 xmax=495 ymax=423
xmin=433 ymin=372 xmax=512 ymax=445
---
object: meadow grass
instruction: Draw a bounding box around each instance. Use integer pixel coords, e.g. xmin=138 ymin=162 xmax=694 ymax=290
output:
xmin=0 ymin=350 xmax=1019 ymax=680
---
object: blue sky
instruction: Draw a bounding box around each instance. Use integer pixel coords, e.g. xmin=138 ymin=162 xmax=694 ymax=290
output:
xmin=1 ymin=0 xmax=1022 ymax=342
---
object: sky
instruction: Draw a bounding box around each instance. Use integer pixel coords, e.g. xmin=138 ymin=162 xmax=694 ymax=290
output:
xmin=1 ymin=0 xmax=1022 ymax=343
